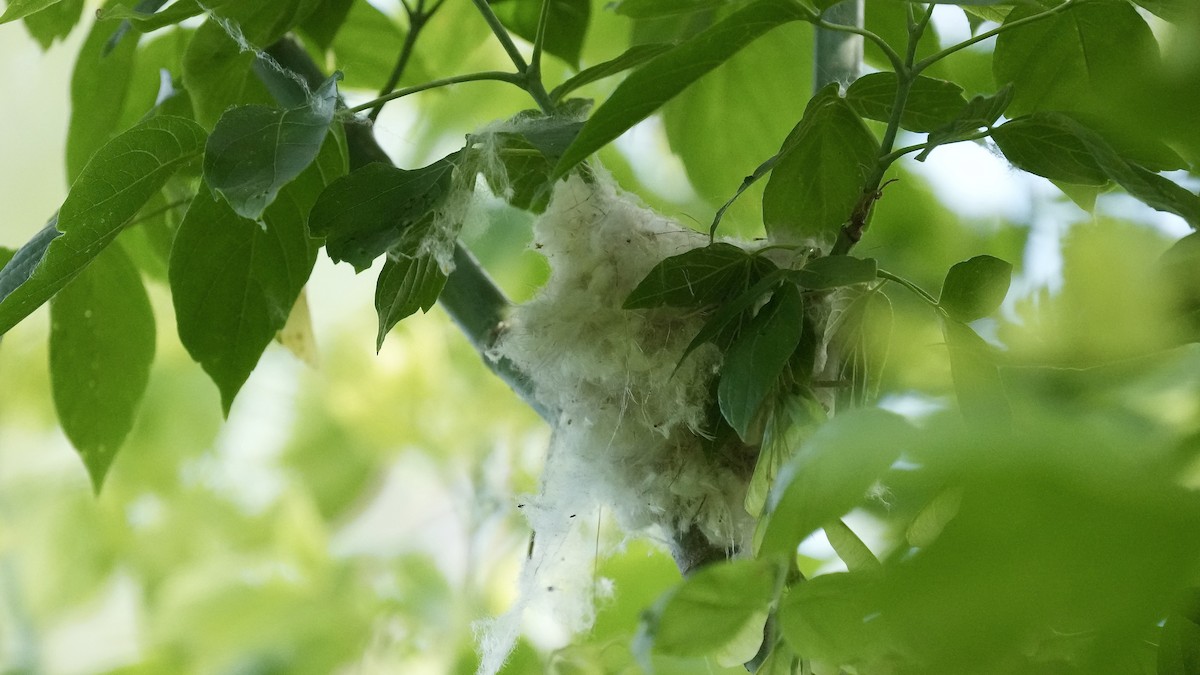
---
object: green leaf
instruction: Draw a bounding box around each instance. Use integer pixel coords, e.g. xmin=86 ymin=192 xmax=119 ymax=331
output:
xmin=824 ymin=519 xmax=880 ymax=572
xmin=763 ymin=84 xmax=880 ymax=242
xmin=746 ymin=391 xmax=826 ymax=517
xmin=992 ymin=114 xmax=1110 ymax=186
xmin=66 ymin=6 xmax=139 ymax=182
xmin=182 ymin=0 xmax=315 ymax=126
xmin=777 ymin=571 xmax=890 ymax=666
xmin=917 ymin=86 xmax=1012 ymax=160
xmin=993 ymin=0 xmax=1158 ymax=117
xmin=791 ymin=255 xmax=878 ymax=290
xmin=719 ymin=283 xmax=804 ymax=441
xmin=614 ymin=0 xmax=728 ymax=19
xmin=474 ymin=113 xmax=583 ymax=212
xmin=638 ymin=558 xmax=782 ymax=660
xmin=97 ymin=0 xmax=201 ymax=32
xmin=0 ymin=248 xmax=14 ymax=270
xmin=171 ymin=132 xmax=345 ymax=414
xmin=308 ymin=154 xmax=459 ymax=272
xmin=938 ymin=254 xmax=1012 ymax=322
xmin=663 ymin=19 xmax=814 ymax=235
xmin=549 ymin=43 xmax=673 ymax=102
xmin=299 ymin=0 xmax=353 ymax=50
xmin=942 ymin=318 xmax=1011 ymax=428
xmin=552 ymin=0 xmax=807 ymax=179
xmin=490 ymin=0 xmax=590 ymax=67
xmin=374 ymin=254 xmax=447 ymax=351
xmin=679 ymin=266 xmax=787 ymax=363
xmin=49 ymin=244 xmax=155 ymax=492
xmin=329 ymin=0 xmax=425 ymax=92
xmin=0 ymin=116 xmax=206 ymax=336
xmin=203 ymin=74 xmax=340 ymax=220
xmin=624 ymin=243 xmax=755 ymax=309
xmin=1158 ymin=591 xmax=1200 ymax=675
xmin=756 ymin=407 xmax=910 ymax=558
xmin=0 ymin=0 xmax=66 ymax=24
xmin=21 ymin=0 xmax=83 ymax=49
xmin=845 ymin=72 xmax=968 ymax=133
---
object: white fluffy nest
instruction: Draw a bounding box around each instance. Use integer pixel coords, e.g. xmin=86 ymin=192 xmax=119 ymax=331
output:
xmin=477 ymin=172 xmax=758 ymax=674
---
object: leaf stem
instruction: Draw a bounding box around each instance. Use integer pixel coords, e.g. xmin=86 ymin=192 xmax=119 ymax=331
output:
xmin=912 ymin=0 xmax=1079 ymax=75
xmin=810 ymin=16 xmax=903 ymax=74
xmin=342 ymin=71 xmax=525 ymax=115
xmin=879 ymin=129 xmax=993 ymax=166
xmin=877 ymin=269 xmax=940 ymax=309
xmin=469 ymin=0 xmax=555 ymax=113
xmin=530 ymin=0 xmax=552 ymax=80
xmin=368 ymin=0 xmax=441 ymax=122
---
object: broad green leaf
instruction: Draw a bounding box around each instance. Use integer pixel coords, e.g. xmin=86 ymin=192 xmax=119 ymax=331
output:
xmin=0 ymin=248 xmax=14 ymax=270
xmin=374 ymin=254 xmax=447 ymax=351
xmin=97 ymin=0 xmax=201 ymax=32
xmin=938 ymin=254 xmax=1012 ymax=322
xmin=614 ymin=0 xmax=728 ymax=19
xmin=308 ymin=154 xmax=459 ymax=272
xmin=993 ymin=0 xmax=1158 ymax=117
xmin=549 ymin=43 xmax=673 ymax=102
xmin=664 ymin=19 xmax=814 ymax=235
xmin=824 ymin=519 xmax=880 ymax=572
xmin=1160 ymin=233 xmax=1200 ymax=341
xmin=552 ymin=0 xmax=807 ymax=179
xmin=490 ymin=0 xmax=590 ymax=67
xmin=203 ymin=73 xmax=340 ymax=220
xmin=637 ymin=558 xmax=782 ymax=660
xmin=1132 ymin=0 xmax=1188 ymax=21
xmin=624 ymin=243 xmax=753 ymax=309
xmin=942 ymin=318 xmax=1010 ymax=427
xmin=845 ymin=72 xmax=968 ymax=133
xmin=992 ymin=114 xmax=1109 ymax=186
xmin=962 ymin=5 xmax=1010 ymax=25
xmin=746 ymin=391 xmax=826 ymax=517
xmin=995 ymin=112 xmax=1186 ymax=190
xmin=171 ymin=132 xmax=345 ymax=414
xmin=791 ymin=255 xmax=877 ymax=290
xmin=756 ymin=407 xmax=910 ymax=557
xmin=0 ymin=116 xmax=206 ymax=336
xmin=49 ymin=244 xmax=154 ymax=492
xmin=0 ymin=0 xmax=66 ymax=24
xmin=917 ymin=86 xmax=1012 ymax=160
xmin=719 ymin=283 xmax=804 ymax=441
xmin=21 ymin=0 xmax=83 ymax=48
xmin=762 ymin=84 xmax=879 ymax=242
xmin=66 ymin=5 xmax=139 ymax=182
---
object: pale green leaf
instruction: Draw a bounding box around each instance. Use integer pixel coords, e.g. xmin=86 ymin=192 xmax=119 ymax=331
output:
xmin=846 ymin=72 xmax=968 ymax=133
xmin=756 ymin=407 xmax=910 ymax=557
xmin=0 ymin=0 xmax=66 ymax=24
xmin=638 ymin=558 xmax=782 ymax=659
xmin=549 ymin=43 xmax=673 ymax=102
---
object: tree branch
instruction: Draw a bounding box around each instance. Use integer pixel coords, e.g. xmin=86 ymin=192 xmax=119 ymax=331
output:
xmin=813 ymin=0 xmax=864 ymax=89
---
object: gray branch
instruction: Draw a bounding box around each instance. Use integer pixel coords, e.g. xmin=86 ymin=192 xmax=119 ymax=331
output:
xmin=814 ymin=0 xmax=865 ymax=90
